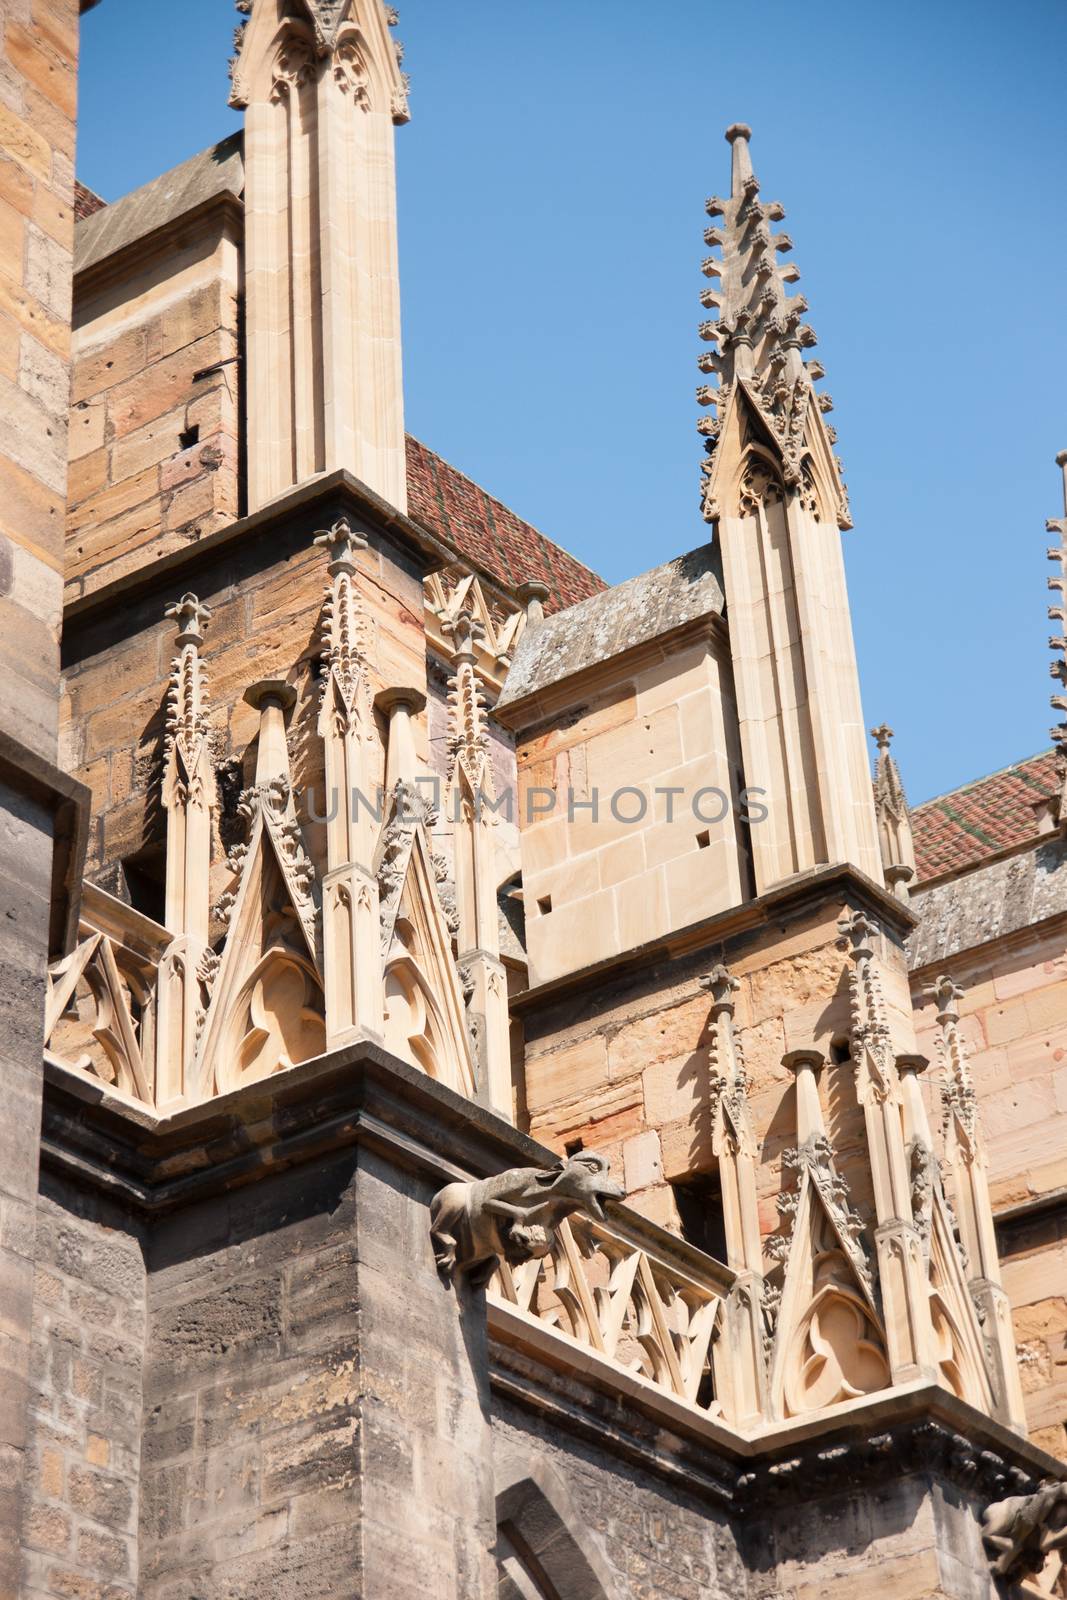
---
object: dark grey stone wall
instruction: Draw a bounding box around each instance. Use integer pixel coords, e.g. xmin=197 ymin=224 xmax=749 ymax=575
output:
xmin=491 ymin=1398 xmax=745 ymax=1598
xmin=138 ymin=1145 xmax=496 ymax=1600
xmin=0 ymin=782 xmax=55 ymax=1595
xmin=21 ymin=1174 xmax=146 ymax=1600
xmin=742 ymin=1472 xmax=996 ymax=1600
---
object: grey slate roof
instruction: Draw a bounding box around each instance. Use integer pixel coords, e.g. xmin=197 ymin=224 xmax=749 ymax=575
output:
xmin=75 ymin=133 xmax=244 ymax=275
xmin=497 ymin=544 xmax=725 ymax=707
xmin=907 ymin=834 xmax=1067 ymax=970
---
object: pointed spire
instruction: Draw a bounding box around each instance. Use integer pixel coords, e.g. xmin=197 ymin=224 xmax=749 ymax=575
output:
xmin=315 ymin=517 xmax=373 ymax=731
xmin=699 ymin=124 xmax=845 ymax=518
xmin=444 ymin=604 xmax=492 ymax=796
xmin=1047 ymin=450 xmax=1067 ymax=821
xmin=931 ymin=975 xmax=977 ymax=1147
xmin=870 ymin=723 xmax=917 ymax=901
xmin=163 ymin=594 xmax=211 ymax=767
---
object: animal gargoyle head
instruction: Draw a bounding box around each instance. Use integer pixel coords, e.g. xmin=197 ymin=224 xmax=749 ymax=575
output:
xmin=538 ymin=1151 xmax=625 ymax=1222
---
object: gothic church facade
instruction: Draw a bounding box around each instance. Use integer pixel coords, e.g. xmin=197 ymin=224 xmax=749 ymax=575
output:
xmin=1 ymin=3 xmax=1066 ymax=1597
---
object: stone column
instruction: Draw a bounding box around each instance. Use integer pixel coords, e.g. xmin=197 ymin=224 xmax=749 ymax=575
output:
xmin=316 ymin=519 xmax=384 ymax=1045
xmin=157 ymin=594 xmax=216 ymax=1107
xmin=376 ymin=685 xmax=427 ymax=793
xmin=233 ymin=0 xmax=411 ymax=512
xmin=933 ymin=976 xmax=1028 ymax=1432
xmin=446 ymin=608 xmax=511 ymax=1116
xmin=839 ymin=912 xmax=937 ymax=1387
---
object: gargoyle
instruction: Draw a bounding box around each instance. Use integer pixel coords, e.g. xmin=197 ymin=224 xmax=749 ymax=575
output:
xmin=430 ymin=1151 xmax=625 ymax=1287
xmin=982 ymin=1479 xmax=1067 ymax=1589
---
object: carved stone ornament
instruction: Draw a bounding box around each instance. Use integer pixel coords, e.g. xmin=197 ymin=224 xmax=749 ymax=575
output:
xmin=697 ymin=124 xmax=848 ymax=528
xmin=430 ymin=1153 xmax=625 ymax=1288
xmin=982 ymin=1479 xmax=1067 ymax=1591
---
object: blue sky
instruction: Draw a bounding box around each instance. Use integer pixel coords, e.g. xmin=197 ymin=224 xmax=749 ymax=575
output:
xmin=77 ymin=1 xmax=1067 ymax=805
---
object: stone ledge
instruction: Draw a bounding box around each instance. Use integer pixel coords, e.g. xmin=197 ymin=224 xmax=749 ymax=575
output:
xmin=510 ymin=859 xmax=916 ymax=1018
xmin=490 ymin=1306 xmax=1064 ymax=1507
xmin=39 ymin=1046 xmax=731 ymax=1317
xmin=0 ymin=728 xmax=90 ymax=958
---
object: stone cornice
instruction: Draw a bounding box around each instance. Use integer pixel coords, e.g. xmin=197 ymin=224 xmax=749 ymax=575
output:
xmin=0 ymin=729 xmax=90 ymax=959
xmin=72 ymin=190 xmax=244 ymax=305
xmin=39 ymin=1044 xmax=731 ymax=1324
xmin=490 ymin=1313 xmax=1063 ymax=1511
xmin=493 ymin=612 xmax=730 ymax=736
xmin=511 ymin=861 xmax=916 ymax=1021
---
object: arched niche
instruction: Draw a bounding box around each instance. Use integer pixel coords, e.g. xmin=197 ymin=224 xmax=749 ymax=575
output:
xmin=495 ymin=1461 xmax=617 ymax=1600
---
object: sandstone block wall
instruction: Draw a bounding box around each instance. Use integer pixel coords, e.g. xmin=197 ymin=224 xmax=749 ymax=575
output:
xmin=521 ymin=895 xmax=916 ymax=1236
xmin=515 ymin=632 xmax=747 ymax=987
xmin=910 ymin=920 xmax=1067 ymax=1212
xmin=0 ymin=0 xmax=76 ymax=763
xmin=66 ymin=216 xmax=241 ymax=600
xmin=911 ymin=916 xmax=1067 ymax=1455
xmin=60 ymin=509 xmax=428 ymax=916
xmin=0 ymin=1 xmax=80 ymax=1588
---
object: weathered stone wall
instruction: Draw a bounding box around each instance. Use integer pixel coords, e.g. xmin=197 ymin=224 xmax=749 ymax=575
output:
xmin=910 ymin=908 xmax=1067 ymax=1455
xmin=910 ymin=916 xmax=1067 ymax=1213
xmin=60 ymin=508 xmax=428 ymax=912
xmin=521 ymin=893 xmax=915 ymax=1236
xmin=513 ymin=629 xmax=747 ymax=987
xmin=0 ymin=781 xmax=58 ymax=1594
xmin=0 ymin=0 xmax=80 ymax=1588
xmin=67 ymin=215 xmax=241 ymax=599
xmin=138 ymin=1153 xmax=364 ymax=1598
xmin=998 ymin=1203 xmax=1067 ymax=1459
xmin=139 ymin=1145 xmax=494 ymax=1599
xmin=743 ymin=1474 xmax=995 ymax=1600
xmin=0 ymin=0 xmax=76 ymax=760
xmin=22 ymin=1174 xmax=145 ymax=1600
xmin=491 ymin=1399 xmax=744 ymax=1598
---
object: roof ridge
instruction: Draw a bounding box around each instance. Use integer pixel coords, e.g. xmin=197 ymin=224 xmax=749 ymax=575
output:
xmin=404 ymin=434 xmax=605 ymax=587
xmin=911 ymin=748 xmax=1056 ymax=812
xmin=75 ymin=130 xmax=244 ymax=220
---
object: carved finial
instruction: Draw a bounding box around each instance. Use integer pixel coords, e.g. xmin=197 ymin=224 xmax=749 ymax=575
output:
xmin=700 ymin=963 xmax=739 ymax=1017
xmin=929 ymin=974 xmax=977 ymax=1144
xmin=316 ymin=517 xmax=372 ymax=727
xmin=700 ymin=126 xmax=846 ymax=528
xmin=314 ymin=515 xmax=368 ymax=576
xmin=165 ymin=592 xmax=211 ymax=650
xmin=163 ymin=594 xmax=212 ymax=766
xmin=1047 ymin=453 xmax=1067 ymax=823
xmin=870 ymin=723 xmax=916 ymax=900
xmin=443 ymin=603 xmax=485 ymax=664
xmin=445 ymin=607 xmax=491 ymax=793
xmin=931 ymin=974 xmax=964 ymax=1027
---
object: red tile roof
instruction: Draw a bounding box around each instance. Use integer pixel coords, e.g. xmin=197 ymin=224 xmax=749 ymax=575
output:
xmin=405 ymin=435 xmax=605 ymax=615
xmin=911 ymin=749 xmax=1060 ymax=882
xmin=74 ymin=180 xmax=106 ymax=221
